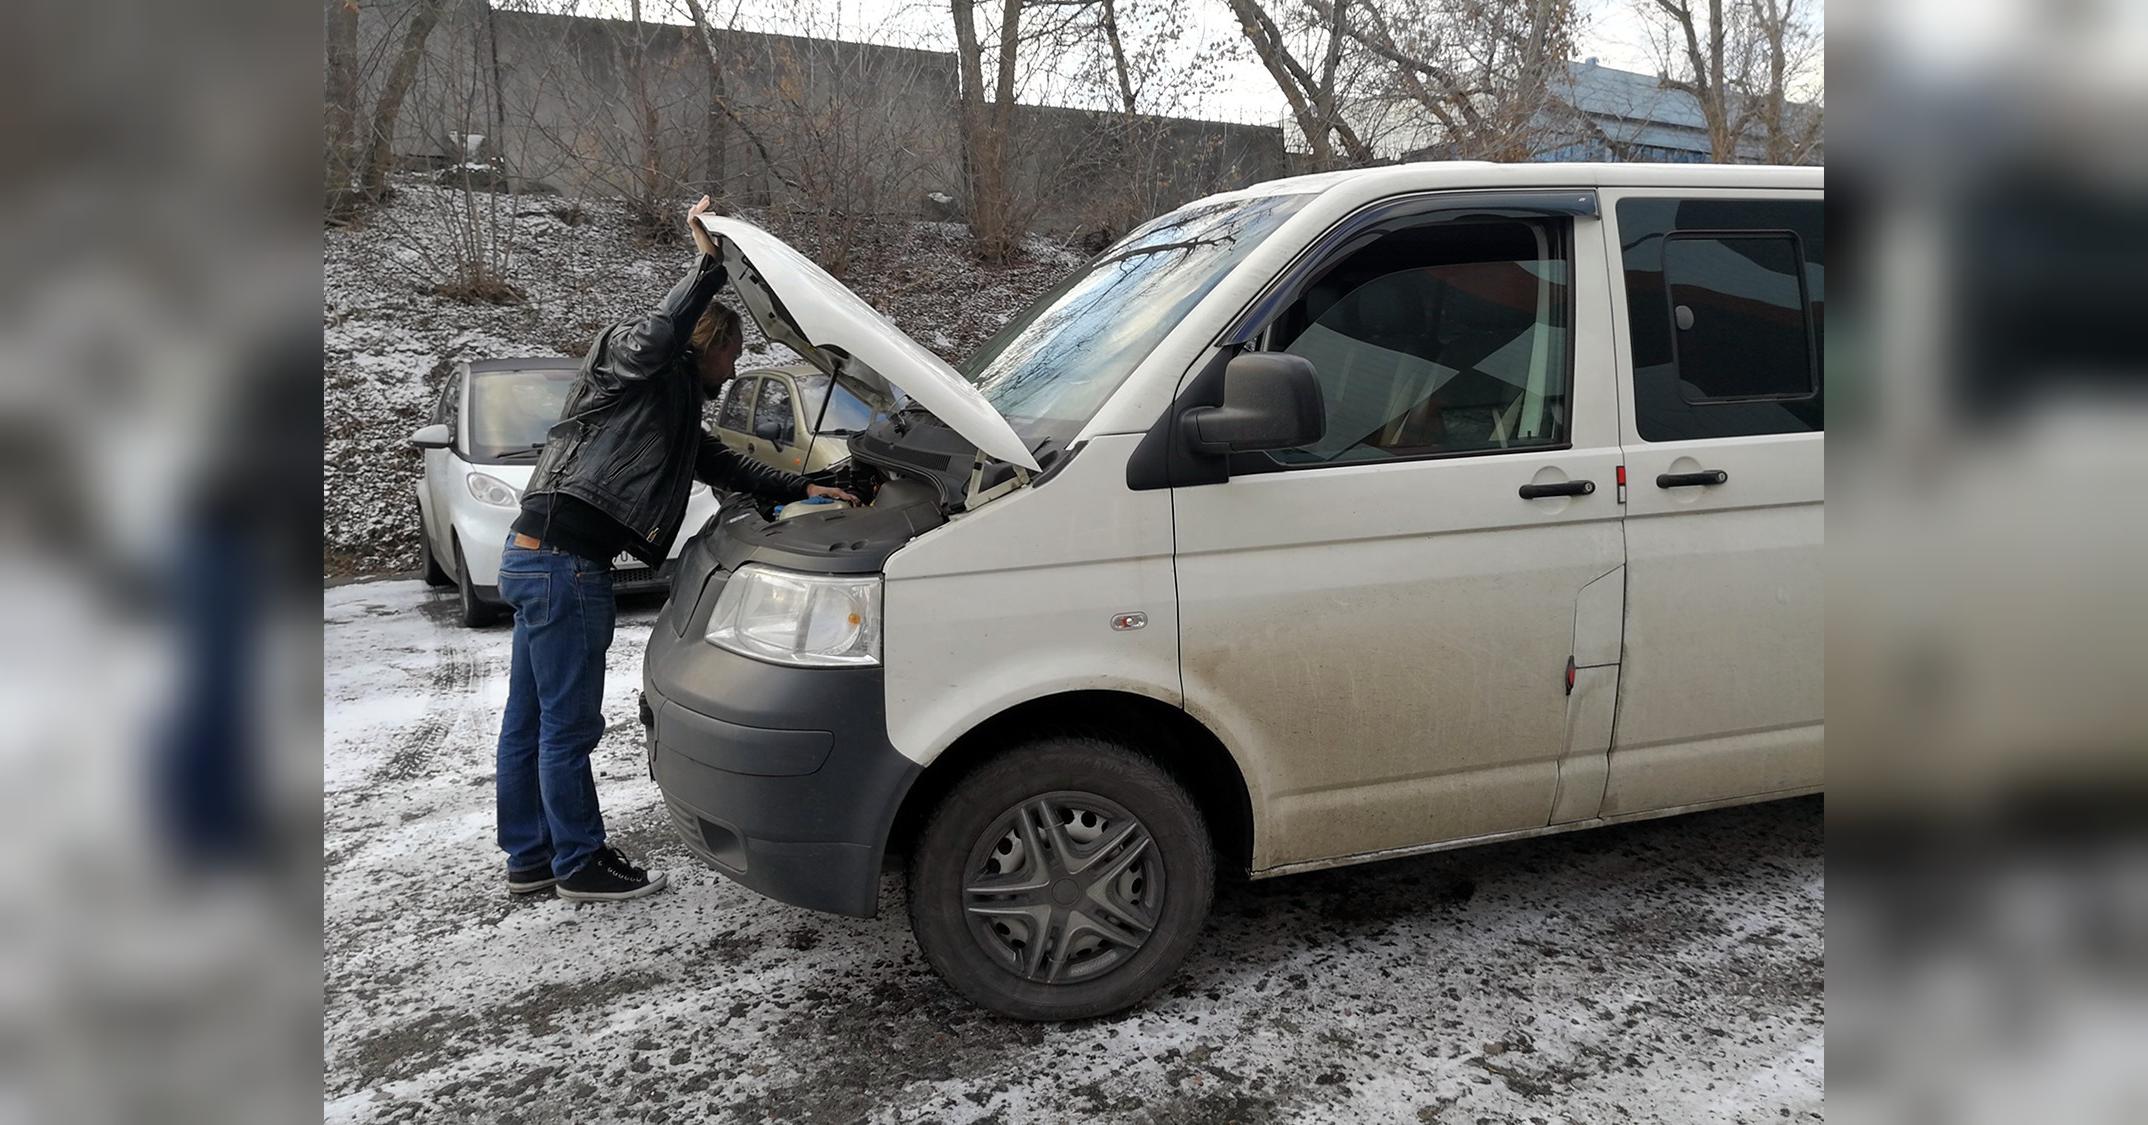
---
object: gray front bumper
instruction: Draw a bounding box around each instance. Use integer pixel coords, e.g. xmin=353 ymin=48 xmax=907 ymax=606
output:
xmin=642 ymin=608 xmax=919 ymax=918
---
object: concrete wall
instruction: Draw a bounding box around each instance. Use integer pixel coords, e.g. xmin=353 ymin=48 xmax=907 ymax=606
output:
xmin=352 ymin=0 xmax=1284 ymax=232
xmin=999 ymin=103 xmax=1290 ymax=235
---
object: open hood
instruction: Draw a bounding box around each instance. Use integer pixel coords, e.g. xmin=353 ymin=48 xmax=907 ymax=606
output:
xmin=698 ymin=215 xmax=1039 ymax=472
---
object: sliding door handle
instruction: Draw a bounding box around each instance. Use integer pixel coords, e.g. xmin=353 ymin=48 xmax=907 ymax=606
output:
xmin=1656 ymin=469 xmax=1728 ymax=488
xmin=1519 ymin=479 xmax=1596 ymax=500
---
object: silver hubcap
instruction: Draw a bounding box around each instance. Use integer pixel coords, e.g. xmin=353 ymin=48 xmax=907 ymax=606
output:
xmin=962 ymin=791 xmax=1163 ymax=985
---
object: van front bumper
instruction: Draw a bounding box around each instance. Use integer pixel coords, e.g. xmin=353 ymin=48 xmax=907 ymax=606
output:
xmin=642 ymin=629 xmax=919 ymax=918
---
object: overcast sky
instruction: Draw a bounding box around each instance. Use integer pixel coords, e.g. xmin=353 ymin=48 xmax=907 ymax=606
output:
xmin=550 ymin=0 xmax=1817 ymax=125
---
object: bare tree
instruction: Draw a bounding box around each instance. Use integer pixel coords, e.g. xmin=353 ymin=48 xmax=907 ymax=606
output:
xmin=1643 ymin=0 xmax=1743 ymax=160
xmin=674 ymin=0 xmax=952 ymax=273
xmin=749 ymin=34 xmax=951 ymax=272
xmin=1097 ymin=0 xmax=1138 ymax=117
xmin=673 ymin=0 xmax=735 ymax=202
xmin=677 ymin=0 xmax=810 ymax=204
xmin=359 ymin=0 xmax=452 ymax=203
xmin=1065 ymin=0 xmax=1245 ymax=236
xmin=1226 ymin=0 xmax=1375 ymax=169
xmin=1638 ymin=0 xmax=1821 ymax=162
xmin=325 ymin=0 xmax=362 ymax=215
xmin=1746 ymin=0 xmax=1823 ymax=163
xmin=1328 ymin=0 xmax=1577 ymax=161
xmin=950 ymin=0 xmax=1026 ymax=261
xmin=509 ymin=1 xmax=705 ymax=241
xmin=360 ymin=0 xmax=559 ymax=304
xmin=622 ymin=0 xmax=674 ymax=237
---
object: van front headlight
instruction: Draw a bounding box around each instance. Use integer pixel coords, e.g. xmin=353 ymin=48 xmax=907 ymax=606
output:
xmin=705 ymin=565 xmax=880 ymax=667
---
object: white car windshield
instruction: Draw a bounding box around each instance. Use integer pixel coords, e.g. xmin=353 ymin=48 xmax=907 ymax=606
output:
xmin=962 ymin=193 xmax=1310 ymax=458
xmin=470 ymin=366 xmax=576 ymax=460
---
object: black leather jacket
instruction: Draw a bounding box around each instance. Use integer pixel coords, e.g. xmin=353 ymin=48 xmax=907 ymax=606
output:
xmin=524 ymin=256 xmax=810 ymax=567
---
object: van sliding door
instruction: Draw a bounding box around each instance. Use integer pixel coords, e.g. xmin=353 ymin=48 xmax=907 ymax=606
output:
xmin=1601 ymin=191 xmax=1826 ymax=816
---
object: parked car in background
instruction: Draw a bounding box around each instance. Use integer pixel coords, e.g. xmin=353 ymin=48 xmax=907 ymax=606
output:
xmin=645 ymin=164 xmax=1824 ymax=1020
xmin=409 ymin=356 xmax=720 ymax=626
xmin=712 ymin=361 xmax=894 ymax=475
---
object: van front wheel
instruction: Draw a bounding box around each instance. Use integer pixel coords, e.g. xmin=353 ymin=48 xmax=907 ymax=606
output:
xmin=906 ymin=737 xmax=1214 ymax=1020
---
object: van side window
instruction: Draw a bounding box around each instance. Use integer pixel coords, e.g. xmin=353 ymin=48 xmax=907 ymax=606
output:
xmin=1264 ymin=219 xmax=1570 ymax=465
xmin=755 ymin=378 xmax=794 ymax=445
xmin=1619 ymin=198 xmax=1824 ymax=440
xmin=717 ymin=376 xmax=755 ymax=432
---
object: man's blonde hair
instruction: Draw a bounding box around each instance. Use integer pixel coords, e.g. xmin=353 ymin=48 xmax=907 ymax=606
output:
xmin=690 ymin=301 xmax=743 ymax=356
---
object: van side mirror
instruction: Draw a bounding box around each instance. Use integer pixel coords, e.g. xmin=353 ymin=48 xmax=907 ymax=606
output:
xmin=754 ymin=420 xmax=785 ymax=443
xmin=1181 ymin=352 xmax=1325 ymax=455
xmin=409 ymin=423 xmax=452 ymax=450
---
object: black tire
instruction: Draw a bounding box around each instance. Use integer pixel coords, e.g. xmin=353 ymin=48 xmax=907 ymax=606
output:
xmin=452 ymin=537 xmax=498 ymax=628
xmin=417 ymin=510 xmax=450 ymax=587
xmin=907 ymin=737 xmax=1214 ymax=1021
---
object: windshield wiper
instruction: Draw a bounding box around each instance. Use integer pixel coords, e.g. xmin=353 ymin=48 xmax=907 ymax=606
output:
xmin=493 ymin=442 xmax=547 ymax=461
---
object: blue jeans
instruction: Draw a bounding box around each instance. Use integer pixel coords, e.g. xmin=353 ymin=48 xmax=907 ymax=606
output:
xmin=495 ymin=538 xmax=617 ymax=879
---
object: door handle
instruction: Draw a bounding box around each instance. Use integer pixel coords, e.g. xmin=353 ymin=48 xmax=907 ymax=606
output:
xmin=1656 ymin=469 xmax=1728 ymax=488
xmin=1519 ymin=479 xmax=1595 ymax=500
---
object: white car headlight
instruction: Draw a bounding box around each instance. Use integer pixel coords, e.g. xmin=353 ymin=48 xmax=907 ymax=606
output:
xmin=705 ymin=565 xmax=880 ymax=667
xmin=466 ymin=471 xmax=520 ymax=508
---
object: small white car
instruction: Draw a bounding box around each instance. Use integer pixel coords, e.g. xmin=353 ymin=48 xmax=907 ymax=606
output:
xmin=408 ymin=356 xmax=720 ymax=626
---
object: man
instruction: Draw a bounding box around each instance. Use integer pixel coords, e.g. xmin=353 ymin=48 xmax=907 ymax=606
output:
xmin=496 ymin=196 xmax=855 ymax=901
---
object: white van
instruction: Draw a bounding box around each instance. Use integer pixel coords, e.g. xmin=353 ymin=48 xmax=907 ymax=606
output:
xmin=642 ymin=163 xmax=1823 ymax=1020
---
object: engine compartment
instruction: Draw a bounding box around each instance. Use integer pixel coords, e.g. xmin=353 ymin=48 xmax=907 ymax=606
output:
xmin=702 ymin=461 xmax=946 ymax=577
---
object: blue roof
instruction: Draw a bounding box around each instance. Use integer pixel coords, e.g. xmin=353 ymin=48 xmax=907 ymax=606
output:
xmin=1552 ymin=60 xmax=1819 ymax=162
xmin=1561 ymin=60 xmax=1711 ymax=132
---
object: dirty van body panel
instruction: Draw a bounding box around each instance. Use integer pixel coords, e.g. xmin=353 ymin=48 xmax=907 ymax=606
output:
xmin=1175 ymin=473 xmax=1626 ymax=867
xmin=1600 ymin=189 xmax=1825 ymax=816
xmin=1170 ymin=197 xmax=1628 ymax=872
xmin=880 ymin=433 xmax=1185 ymax=767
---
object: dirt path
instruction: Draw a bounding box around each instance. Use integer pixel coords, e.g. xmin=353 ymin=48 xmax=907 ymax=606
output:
xmin=324 ymin=579 xmax=1823 ymax=1125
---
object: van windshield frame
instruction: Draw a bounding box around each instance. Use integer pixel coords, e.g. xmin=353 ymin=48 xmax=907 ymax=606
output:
xmin=960 ymin=193 xmax=1311 ymax=458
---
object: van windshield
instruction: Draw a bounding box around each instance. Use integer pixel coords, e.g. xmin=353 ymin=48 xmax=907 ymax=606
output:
xmin=962 ymin=193 xmax=1310 ymax=457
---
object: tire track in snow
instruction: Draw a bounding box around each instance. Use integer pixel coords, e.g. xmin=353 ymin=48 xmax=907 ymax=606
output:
xmin=373 ymin=593 xmax=493 ymax=785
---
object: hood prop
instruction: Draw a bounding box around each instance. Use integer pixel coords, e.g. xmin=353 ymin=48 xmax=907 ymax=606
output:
xmin=963 ymin=449 xmax=1030 ymax=510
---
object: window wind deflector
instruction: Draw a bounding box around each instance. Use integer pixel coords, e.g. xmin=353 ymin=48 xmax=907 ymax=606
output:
xmin=1223 ymin=189 xmax=1599 ymax=346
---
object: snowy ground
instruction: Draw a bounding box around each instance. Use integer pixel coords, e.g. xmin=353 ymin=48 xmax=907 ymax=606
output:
xmin=324 ymin=578 xmax=1824 ymax=1124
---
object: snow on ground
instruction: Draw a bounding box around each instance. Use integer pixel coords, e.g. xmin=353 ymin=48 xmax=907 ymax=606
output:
xmin=324 ymin=579 xmax=1824 ymax=1124
xmin=324 ymin=181 xmax=1084 ymax=577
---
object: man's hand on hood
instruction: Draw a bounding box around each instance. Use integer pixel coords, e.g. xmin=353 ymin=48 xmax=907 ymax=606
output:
xmin=688 ymin=195 xmax=720 ymax=258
